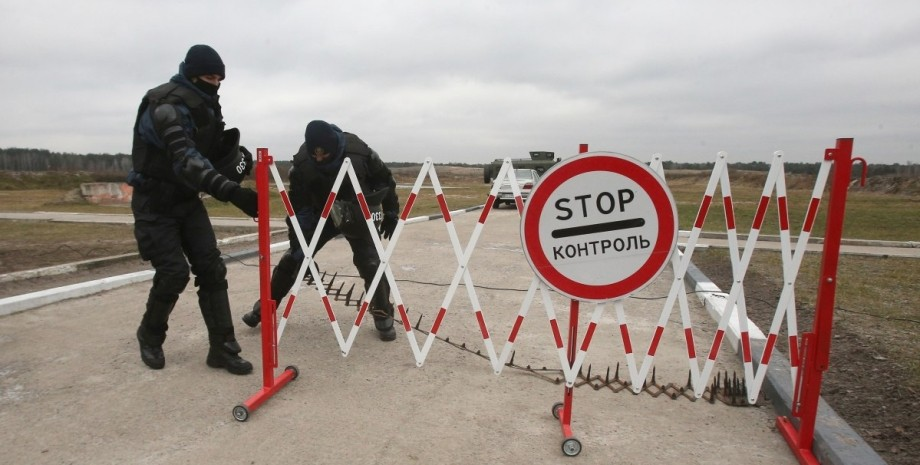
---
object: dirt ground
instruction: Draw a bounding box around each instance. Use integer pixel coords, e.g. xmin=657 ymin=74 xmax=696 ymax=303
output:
xmin=692 ymin=249 xmax=917 ymax=465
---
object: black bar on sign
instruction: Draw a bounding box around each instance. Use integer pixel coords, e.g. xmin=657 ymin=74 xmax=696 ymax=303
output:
xmin=551 ymin=218 xmax=645 ymax=239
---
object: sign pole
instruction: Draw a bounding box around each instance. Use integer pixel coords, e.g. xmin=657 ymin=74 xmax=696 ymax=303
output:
xmin=557 ymin=143 xmax=589 ymax=455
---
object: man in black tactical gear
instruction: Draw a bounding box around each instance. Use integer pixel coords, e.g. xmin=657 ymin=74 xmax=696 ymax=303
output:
xmin=241 ymin=120 xmax=401 ymax=341
xmin=128 ymin=44 xmax=257 ymax=374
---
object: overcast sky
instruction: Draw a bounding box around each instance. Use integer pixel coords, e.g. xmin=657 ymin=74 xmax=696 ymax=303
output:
xmin=1 ymin=0 xmax=918 ymax=165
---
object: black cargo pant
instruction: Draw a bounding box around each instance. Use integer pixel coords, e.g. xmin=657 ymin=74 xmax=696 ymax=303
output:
xmin=132 ymin=189 xmax=237 ymax=347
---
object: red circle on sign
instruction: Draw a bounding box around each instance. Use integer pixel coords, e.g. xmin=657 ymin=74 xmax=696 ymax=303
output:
xmin=521 ymin=153 xmax=676 ymax=301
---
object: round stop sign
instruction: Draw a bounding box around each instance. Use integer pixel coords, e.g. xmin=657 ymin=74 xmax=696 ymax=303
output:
xmin=520 ymin=152 xmax=677 ymax=302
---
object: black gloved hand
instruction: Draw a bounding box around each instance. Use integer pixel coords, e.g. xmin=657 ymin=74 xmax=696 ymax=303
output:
xmin=239 ymin=146 xmax=254 ymax=177
xmin=379 ymin=211 xmax=398 ymax=240
xmin=230 ymin=186 xmax=259 ymax=218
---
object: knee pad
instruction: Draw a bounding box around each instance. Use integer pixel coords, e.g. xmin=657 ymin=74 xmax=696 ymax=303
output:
xmin=196 ymin=258 xmax=228 ymax=291
xmin=355 ymin=258 xmax=381 ymax=283
xmin=151 ymin=273 xmax=190 ymax=301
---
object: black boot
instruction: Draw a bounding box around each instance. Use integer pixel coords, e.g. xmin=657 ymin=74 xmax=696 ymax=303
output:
xmin=199 ymin=286 xmax=252 ymax=375
xmin=371 ymin=304 xmax=396 ymax=342
xmin=242 ymin=300 xmax=262 ymax=328
xmin=136 ymin=295 xmax=176 ymax=370
xmin=137 ymin=326 xmax=165 ymax=369
xmin=242 ymin=251 xmax=302 ymax=328
xmin=206 ymin=336 xmax=253 ymax=375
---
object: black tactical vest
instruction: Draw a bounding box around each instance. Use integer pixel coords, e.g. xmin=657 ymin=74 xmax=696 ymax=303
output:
xmin=131 ymin=82 xmax=225 ymax=181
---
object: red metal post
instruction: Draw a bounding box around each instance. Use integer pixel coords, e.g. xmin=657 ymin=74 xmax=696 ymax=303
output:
xmin=559 ymin=299 xmax=578 ymax=440
xmin=777 ymin=138 xmax=862 ymax=463
xmin=555 ymin=143 xmax=591 ymax=452
xmin=233 ymin=148 xmax=297 ymax=422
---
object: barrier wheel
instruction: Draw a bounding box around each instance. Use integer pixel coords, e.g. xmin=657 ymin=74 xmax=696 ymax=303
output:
xmin=551 ymin=401 xmax=564 ymax=419
xmin=562 ymin=437 xmax=582 ymax=457
xmin=286 ymin=365 xmax=299 ymax=380
xmin=233 ymin=405 xmax=250 ymax=422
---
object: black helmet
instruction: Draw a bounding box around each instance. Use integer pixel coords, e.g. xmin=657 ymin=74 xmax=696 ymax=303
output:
xmin=211 ymin=128 xmax=252 ymax=183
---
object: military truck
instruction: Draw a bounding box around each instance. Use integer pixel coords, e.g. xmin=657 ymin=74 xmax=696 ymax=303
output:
xmin=483 ymin=151 xmax=559 ymax=183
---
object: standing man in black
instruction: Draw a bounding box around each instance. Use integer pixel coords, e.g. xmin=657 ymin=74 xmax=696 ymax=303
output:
xmin=129 ymin=44 xmax=258 ymax=374
xmin=241 ymin=120 xmax=400 ymax=341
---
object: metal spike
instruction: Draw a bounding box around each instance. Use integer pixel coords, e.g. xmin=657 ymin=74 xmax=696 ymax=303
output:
xmin=586 ymin=364 xmax=592 ymax=380
xmin=414 ymin=314 xmax=423 ymax=330
xmin=605 ymin=366 xmax=610 ymax=384
xmin=615 ymin=362 xmax=620 ymax=381
xmin=509 ymin=351 xmax=516 ymax=366
xmin=687 ymin=370 xmax=692 ymax=388
xmin=651 ymin=366 xmax=657 ymax=385
xmin=344 ymin=283 xmax=356 ymax=304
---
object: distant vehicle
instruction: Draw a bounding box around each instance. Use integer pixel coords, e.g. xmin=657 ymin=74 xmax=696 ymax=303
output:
xmin=483 ymin=151 xmax=559 ymax=183
xmin=494 ymin=168 xmax=540 ymax=209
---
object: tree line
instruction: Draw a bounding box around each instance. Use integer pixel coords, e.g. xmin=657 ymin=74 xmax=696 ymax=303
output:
xmin=1 ymin=147 xmax=916 ymax=177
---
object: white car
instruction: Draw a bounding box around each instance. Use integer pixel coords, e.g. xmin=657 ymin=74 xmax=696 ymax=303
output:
xmin=493 ymin=168 xmax=540 ymax=208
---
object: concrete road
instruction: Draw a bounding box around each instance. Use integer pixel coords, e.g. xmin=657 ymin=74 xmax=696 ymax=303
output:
xmin=0 ymin=209 xmax=801 ymax=465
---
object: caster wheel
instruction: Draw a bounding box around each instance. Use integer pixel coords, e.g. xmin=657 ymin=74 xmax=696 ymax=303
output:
xmin=286 ymin=365 xmax=299 ymax=380
xmin=562 ymin=437 xmax=582 ymax=457
xmin=233 ymin=405 xmax=249 ymax=422
xmin=551 ymin=401 xmax=564 ymax=420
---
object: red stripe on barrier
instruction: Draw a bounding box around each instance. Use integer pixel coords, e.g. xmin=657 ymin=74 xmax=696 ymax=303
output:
xmin=684 ymin=327 xmax=696 ymax=358
xmin=401 ymin=193 xmax=417 ymax=221
xmin=762 ymin=333 xmax=777 ymax=364
xmin=648 ymin=326 xmax=664 ymax=356
xmin=356 ymin=301 xmax=369 ymax=326
xmin=580 ymin=322 xmax=598 ymax=352
xmin=357 ymin=192 xmax=371 ymax=219
xmin=508 ymin=315 xmax=525 ymax=343
xmin=619 ymin=324 xmax=632 ymax=354
xmin=741 ymin=331 xmax=752 ymax=363
xmin=397 ymin=304 xmax=411 ymax=331
xmin=709 ymin=330 xmax=725 ymax=360
xmin=321 ymin=192 xmax=337 ymax=219
xmin=479 ymin=197 xmax=494 ymax=224
xmin=778 ymin=196 xmax=789 ymax=231
xmin=803 ymin=198 xmax=820 ymax=233
xmin=279 ymin=190 xmax=295 ymax=217
xmin=724 ymin=195 xmax=735 ymax=229
xmin=475 ymin=311 xmax=490 ymax=340
xmin=431 ymin=308 xmax=447 ymax=334
xmin=550 ymin=319 xmax=563 ymax=348
xmin=515 ymin=196 xmax=524 ymax=213
xmin=788 ymin=335 xmax=800 ymax=367
xmin=694 ymin=195 xmax=712 ymax=228
xmin=282 ymin=296 xmax=296 ymax=319
xmin=752 ymin=196 xmax=770 ymax=230
xmin=436 ymin=193 xmax=452 ymax=223
xmin=322 ymin=295 xmax=335 ymax=322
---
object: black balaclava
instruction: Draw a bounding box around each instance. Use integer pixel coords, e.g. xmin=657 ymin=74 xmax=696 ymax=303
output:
xmin=182 ymin=44 xmax=225 ymax=96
